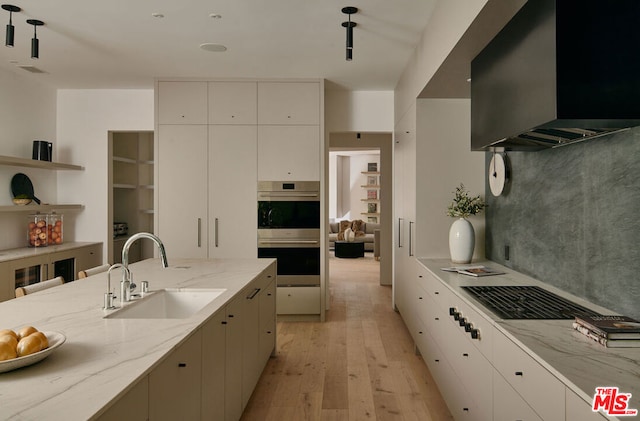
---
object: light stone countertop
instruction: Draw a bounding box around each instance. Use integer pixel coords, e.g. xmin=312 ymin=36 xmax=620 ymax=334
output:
xmin=0 ymin=257 xmax=276 ymax=420
xmin=0 ymin=242 xmax=101 ymax=263
xmin=417 ymin=258 xmax=640 ymax=410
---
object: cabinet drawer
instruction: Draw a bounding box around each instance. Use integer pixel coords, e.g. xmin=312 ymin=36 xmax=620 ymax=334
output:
xmin=277 ymin=286 xmax=320 ymax=314
xmin=494 ymin=330 xmax=565 ymax=421
xmin=566 ymin=388 xmax=611 ymax=420
xmin=494 ymin=370 xmax=543 ymax=421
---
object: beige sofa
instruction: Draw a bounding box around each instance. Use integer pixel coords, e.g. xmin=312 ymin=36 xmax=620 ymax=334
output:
xmin=329 ymin=220 xmax=380 ymax=253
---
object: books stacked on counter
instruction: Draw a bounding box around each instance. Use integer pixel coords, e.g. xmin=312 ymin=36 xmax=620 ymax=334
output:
xmin=573 ymin=315 xmax=640 ymax=348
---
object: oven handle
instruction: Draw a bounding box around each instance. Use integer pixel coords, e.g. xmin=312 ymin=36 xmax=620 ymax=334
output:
xmin=258 ymin=239 xmax=320 ymax=245
xmin=258 ymin=192 xmax=319 ymax=198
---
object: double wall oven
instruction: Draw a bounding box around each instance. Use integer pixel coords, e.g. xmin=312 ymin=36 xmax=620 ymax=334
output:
xmin=257 ymin=181 xmax=320 ymax=287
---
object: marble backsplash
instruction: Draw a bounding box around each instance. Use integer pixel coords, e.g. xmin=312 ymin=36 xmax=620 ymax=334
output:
xmin=485 ymin=126 xmax=640 ymax=320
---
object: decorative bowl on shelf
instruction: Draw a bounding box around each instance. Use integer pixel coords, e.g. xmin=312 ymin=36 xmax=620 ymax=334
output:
xmin=12 ymin=197 xmax=32 ymax=206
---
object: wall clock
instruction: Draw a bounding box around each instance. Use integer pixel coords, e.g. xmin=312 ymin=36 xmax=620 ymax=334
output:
xmin=489 ymin=152 xmax=509 ymax=196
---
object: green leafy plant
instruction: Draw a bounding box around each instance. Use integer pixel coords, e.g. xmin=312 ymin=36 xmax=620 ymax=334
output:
xmin=446 ymin=184 xmax=486 ymax=218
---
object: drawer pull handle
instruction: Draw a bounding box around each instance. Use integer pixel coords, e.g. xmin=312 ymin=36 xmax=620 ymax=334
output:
xmin=435 ymin=359 xmax=440 ymax=363
xmin=178 ymin=363 xmax=187 ymax=368
xmin=419 ymin=296 xmax=423 ymax=300
xmin=221 ymin=321 xmax=227 ymax=325
xmin=418 ymin=275 xmax=423 ymax=278
xmin=435 ymin=291 xmax=439 ymax=295
xmin=463 ymin=408 xmax=469 ymax=412
xmin=462 ymin=353 xmax=469 ymax=357
xmin=515 ymin=371 xmax=524 ymax=376
xmin=247 ymin=288 xmax=261 ymax=300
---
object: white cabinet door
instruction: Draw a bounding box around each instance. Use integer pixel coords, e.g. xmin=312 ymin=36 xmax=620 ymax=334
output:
xmin=157 ymin=81 xmax=208 ymax=124
xmin=158 ymin=125 xmax=208 ymax=258
xmin=201 ymin=311 xmax=226 ymax=420
xmin=225 ymin=294 xmax=244 ymax=421
xmin=259 ymin=276 xmax=276 ymax=365
xmin=149 ymin=330 xmax=203 ymax=421
xmin=97 ymin=377 xmax=148 ymax=421
xmin=208 ymin=81 xmax=257 ymax=124
xmin=257 ymin=125 xmax=320 ymax=181
xmin=242 ymin=283 xmax=261 ymax=408
xmin=208 ymin=125 xmax=257 ymax=258
xmin=257 ymin=82 xmax=320 ymax=125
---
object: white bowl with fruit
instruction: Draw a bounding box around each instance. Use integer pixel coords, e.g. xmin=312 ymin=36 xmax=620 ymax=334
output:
xmin=0 ymin=326 xmax=66 ymax=373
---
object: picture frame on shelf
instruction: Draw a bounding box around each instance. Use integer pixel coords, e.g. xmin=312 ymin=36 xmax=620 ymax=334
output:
xmin=368 ymin=203 xmax=377 ymax=213
xmin=368 ymin=162 xmax=378 ymax=172
xmin=367 ymin=190 xmax=378 ymax=200
xmin=367 ymin=175 xmax=377 ymax=186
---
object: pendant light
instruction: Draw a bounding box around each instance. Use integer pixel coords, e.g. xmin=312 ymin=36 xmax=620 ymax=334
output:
xmin=341 ymin=6 xmax=357 ymax=61
xmin=2 ymin=4 xmax=20 ymax=47
xmin=26 ymin=18 xmax=43 ymax=59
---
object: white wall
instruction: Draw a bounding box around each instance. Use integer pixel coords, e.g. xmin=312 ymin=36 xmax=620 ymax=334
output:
xmin=57 ymin=90 xmax=154 ymax=263
xmin=394 ymin=0 xmax=487 ymax=120
xmin=0 ymin=68 xmax=57 ymax=250
xmin=325 ymin=90 xmax=393 ymax=132
xmin=416 ymin=99 xmax=485 ymax=259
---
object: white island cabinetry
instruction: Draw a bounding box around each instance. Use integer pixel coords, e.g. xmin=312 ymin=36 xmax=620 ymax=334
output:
xmin=92 ymin=259 xmax=277 ymax=421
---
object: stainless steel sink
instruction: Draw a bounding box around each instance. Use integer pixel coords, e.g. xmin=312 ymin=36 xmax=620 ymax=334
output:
xmin=104 ymin=288 xmax=226 ymax=319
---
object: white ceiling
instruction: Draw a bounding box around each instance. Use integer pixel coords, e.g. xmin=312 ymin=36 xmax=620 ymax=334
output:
xmin=0 ymin=0 xmax=439 ymax=90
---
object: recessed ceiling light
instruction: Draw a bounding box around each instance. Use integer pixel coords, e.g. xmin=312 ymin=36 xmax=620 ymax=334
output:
xmin=200 ymin=43 xmax=227 ymax=52
xmin=151 ymin=12 xmax=164 ymax=18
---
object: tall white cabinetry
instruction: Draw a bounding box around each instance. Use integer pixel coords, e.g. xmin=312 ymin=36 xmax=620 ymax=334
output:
xmin=393 ymin=104 xmax=416 ymax=311
xmin=256 ymin=81 xmax=321 ymax=182
xmin=157 ymin=124 xmax=208 ymax=258
xmin=156 ymin=81 xmax=257 ymax=259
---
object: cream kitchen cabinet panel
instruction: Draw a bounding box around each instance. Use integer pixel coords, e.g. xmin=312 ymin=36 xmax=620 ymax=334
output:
xmin=208 ymin=125 xmax=257 ymax=258
xmin=201 ymin=310 xmax=226 ymax=421
xmin=257 ymin=82 xmax=320 ymax=125
xmin=157 ymin=81 xmax=208 ymax=124
xmin=277 ymin=286 xmax=320 ymax=314
xmin=157 ymin=125 xmax=208 ymax=258
xmin=225 ymin=293 xmax=244 ymax=421
xmin=494 ymin=329 xmax=565 ymax=421
xmin=259 ymin=276 xmax=276 ymax=365
xmin=257 ymin=125 xmax=320 ymax=181
xmin=241 ymin=283 xmax=262 ymax=408
xmin=493 ymin=370 xmax=543 ymax=421
xmin=97 ymin=377 xmax=148 ymax=421
xmin=566 ymin=389 xmax=611 ymax=421
xmin=149 ymin=330 xmax=203 ymax=421
xmin=208 ymin=81 xmax=257 ymax=124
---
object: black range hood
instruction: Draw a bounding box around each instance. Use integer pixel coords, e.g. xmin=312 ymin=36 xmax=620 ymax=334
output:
xmin=471 ymin=0 xmax=640 ymax=151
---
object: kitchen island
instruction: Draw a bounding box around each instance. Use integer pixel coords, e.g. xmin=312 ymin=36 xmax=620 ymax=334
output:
xmin=407 ymin=258 xmax=640 ymax=420
xmin=0 ymin=257 xmax=276 ymax=420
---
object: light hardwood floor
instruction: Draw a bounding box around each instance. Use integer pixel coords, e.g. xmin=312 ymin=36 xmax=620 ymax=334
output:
xmin=241 ymin=253 xmax=453 ymax=421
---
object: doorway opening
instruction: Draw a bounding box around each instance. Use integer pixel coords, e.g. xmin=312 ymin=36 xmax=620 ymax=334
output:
xmin=326 ymin=132 xmax=393 ymax=294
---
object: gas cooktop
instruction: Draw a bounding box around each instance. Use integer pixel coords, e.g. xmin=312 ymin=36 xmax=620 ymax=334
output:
xmin=461 ymin=285 xmax=602 ymax=320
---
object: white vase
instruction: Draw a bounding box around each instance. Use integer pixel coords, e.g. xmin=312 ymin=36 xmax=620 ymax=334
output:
xmin=449 ymin=217 xmax=475 ymax=264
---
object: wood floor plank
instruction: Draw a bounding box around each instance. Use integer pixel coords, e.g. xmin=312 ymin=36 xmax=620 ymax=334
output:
xmin=242 ymin=253 xmax=452 ymax=421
